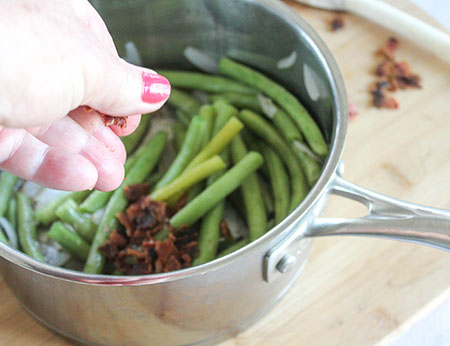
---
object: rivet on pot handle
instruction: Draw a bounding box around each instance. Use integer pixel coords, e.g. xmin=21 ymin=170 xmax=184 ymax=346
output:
xmin=306 ymin=174 xmax=450 ymax=251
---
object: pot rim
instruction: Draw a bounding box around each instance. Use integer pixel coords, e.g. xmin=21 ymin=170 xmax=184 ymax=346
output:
xmin=0 ymin=0 xmax=348 ymax=286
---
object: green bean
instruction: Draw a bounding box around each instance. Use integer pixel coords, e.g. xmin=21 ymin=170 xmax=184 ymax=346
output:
xmin=212 ymin=93 xmax=304 ymax=144
xmin=171 ymin=152 xmax=263 ymax=228
xmin=159 ymin=70 xmax=256 ymax=95
xmin=84 ymin=132 xmax=168 ymax=274
xmin=17 ymin=193 xmax=44 ymax=261
xmin=186 ymin=183 xmax=204 ymax=203
xmin=198 ymin=105 xmax=216 ymax=147
xmin=292 ymin=143 xmax=323 ymax=186
xmin=7 ymin=196 xmax=17 ymax=230
xmin=192 ymin=201 xmax=224 ymax=265
xmin=190 ymin=104 xmax=235 ymax=264
xmin=218 ymin=58 xmax=328 ymax=157
xmin=48 ymin=222 xmax=90 ymax=262
xmin=78 ymin=190 xmax=111 ymax=214
xmin=167 ymin=88 xmax=201 ymax=117
xmin=241 ymin=129 xmax=270 ymax=179
xmin=238 ymin=109 xmax=308 ymax=211
xmin=151 ymin=156 xmax=226 ymax=201
xmin=185 ymin=105 xmax=219 ymax=203
xmin=260 ymin=143 xmax=290 ymax=224
xmin=79 ymin=144 xmax=141 ymax=213
xmin=229 ymin=190 xmax=246 ymax=217
xmin=230 ymin=135 xmax=267 ymax=241
xmin=176 ymin=109 xmax=191 ymax=127
xmin=212 ymin=100 xmax=238 ymax=129
xmin=173 ymin=122 xmax=186 ymax=151
xmin=186 ymin=117 xmax=243 ymax=170
xmin=154 ymin=116 xmax=206 ymax=190
xmin=217 ymin=238 xmax=249 ymax=258
xmin=121 ymin=114 xmax=151 ymax=155
xmin=259 ymin=177 xmax=274 ymax=215
xmin=55 ymin=199 xmax=96 ymax=243
xmin=36 ymin=190 xmax=90 ymax=226
xmin=210 ymin=92 xmax=261 ymax=112
xmin=185 ymin=101 xmax=234 ymax=202
xmin=168 ymin=114 xmax=240 ymax=206
xmin=0 ymin=229 xmax=7 ymax=244
xmin=146 ymin=171 xmax=165 ymax=188
xmin=153 ymin=227 xmax=170 ymax=241
xmin=0 ymin=171 xmax=18 ymax=217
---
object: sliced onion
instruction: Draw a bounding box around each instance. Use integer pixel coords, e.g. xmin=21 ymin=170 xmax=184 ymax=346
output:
xmin=34 ymin=188 xmax=66 ymax=210
xmin=21 ymin=181 xmax=43 ymax=198
xmin=257 ymin=93 xmax=278 ymax=118
xmin=277 ymin=51 xmax=297 ymax=69
xmin=124 ymin=41 xmax=143 ymax=66
xmin=293 ymin=140 xmax=322 ymax=163
xmin=41 ymin=242 xmax=71 ymax=267
xmin=183 ymin=46 xmax=218 ymax=74
xmin=0 ymin=217 xmax=18 ymax=249
xmin=223 ymin=203 xmax=247 ymax=239
xmin=91 ymin=207 xmax=105 ymax=225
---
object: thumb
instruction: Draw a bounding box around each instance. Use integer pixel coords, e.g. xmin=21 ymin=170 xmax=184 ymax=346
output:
xmin=82 ymin=53 xmax=171 ymax=117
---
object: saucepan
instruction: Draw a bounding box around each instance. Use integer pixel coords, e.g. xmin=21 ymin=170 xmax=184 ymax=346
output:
xmin=1 ymin=0 xmax=449 ymax=345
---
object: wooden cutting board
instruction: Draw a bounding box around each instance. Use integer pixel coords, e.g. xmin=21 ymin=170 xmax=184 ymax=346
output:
xmin=1 ymin=1 xmax=449 ymax=345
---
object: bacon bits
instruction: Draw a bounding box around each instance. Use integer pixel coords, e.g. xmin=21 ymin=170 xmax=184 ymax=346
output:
xmin=99 ymin=185 xmax=198 ymax=275
xmin=82 ymin=106 xmax=128 ymax=128
xmin=348 ymin=102 xmax=359 ymax=120
xmin=99 ymin=113 xmax=128 ymax=129
xmin=329 ymin=15 xmax=344 ymax=32
xmin=371 ymin=37 xmax=421 ymax=109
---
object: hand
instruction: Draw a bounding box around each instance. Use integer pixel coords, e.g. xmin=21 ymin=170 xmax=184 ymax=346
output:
xmin=0 ymin=0 xmax=170 ymax=191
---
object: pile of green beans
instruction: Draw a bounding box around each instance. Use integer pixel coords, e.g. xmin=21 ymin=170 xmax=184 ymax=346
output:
xmin=0 ymin=57 xmax=327 ymax=275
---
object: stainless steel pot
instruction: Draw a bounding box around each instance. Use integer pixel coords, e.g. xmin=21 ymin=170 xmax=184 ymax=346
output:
xmin=1 ymin=0 xmax=450 ymax=345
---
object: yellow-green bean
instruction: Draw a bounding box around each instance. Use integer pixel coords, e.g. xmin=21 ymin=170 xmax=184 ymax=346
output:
xmin=171 ymin=152 xmax=263 ymax=228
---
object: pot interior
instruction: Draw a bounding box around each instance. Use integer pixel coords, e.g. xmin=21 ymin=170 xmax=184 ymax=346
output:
xmin=91 ymin=0 xmax=340 ymax=143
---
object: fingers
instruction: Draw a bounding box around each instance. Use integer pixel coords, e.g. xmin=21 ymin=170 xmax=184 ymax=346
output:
xmin=26 ymin=116 xmax=125 ymax=191
xmin=0 ymin=127 xmax=97 ymax=191
xmin=76 ymin=0 xmax=119 ymax=56
xmin=110 ymin=114 xmax=141 ymax=137
xmin=81 ymin=53 xmax=171 ymax=118
xmin=69 ymin=106 xmax=127 ymax=161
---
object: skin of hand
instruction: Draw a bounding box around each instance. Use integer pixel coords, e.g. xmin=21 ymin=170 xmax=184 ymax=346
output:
xmin=0 ymin=0 xmax=171 ymax=192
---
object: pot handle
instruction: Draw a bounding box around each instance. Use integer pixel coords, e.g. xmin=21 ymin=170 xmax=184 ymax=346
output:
xmin=306 ymin=175 xmax=450 ymax=251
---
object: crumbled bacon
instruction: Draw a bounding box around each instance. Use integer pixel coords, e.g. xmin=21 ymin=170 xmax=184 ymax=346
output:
xmin=100 ymin=113 xmax=128 ymax=129
xmin=371 ymin=37 xmax=421 ymax=109
xmin=124 ymin=183 xmax=149 ymax=202
xmin=371 ymin=82 xmax=399 ymax=109
xmin=99 ymin=185 xmax=199 ymax=275
xmin=377 ymin=37 xmax=399 ymax=61
xmin=329 ymin=15 xmax=344 ymax=31
xmin=83 ymin=106 xmax=128 ymax=128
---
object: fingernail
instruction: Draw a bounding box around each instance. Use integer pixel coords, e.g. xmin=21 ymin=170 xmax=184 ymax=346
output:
xmin=141 ymin=71 xmax=171 ymax=103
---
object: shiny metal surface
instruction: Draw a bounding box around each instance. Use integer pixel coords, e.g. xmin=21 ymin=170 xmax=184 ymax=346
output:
xmin=0 ymin=0 xmax=448 ymax=345
xmin=307 ymin=175 xmax=450 ymax=251
xmin=0 ymin=1 xmax=347 ymax=345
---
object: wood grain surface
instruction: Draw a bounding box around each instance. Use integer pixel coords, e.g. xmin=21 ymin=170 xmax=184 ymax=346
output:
xmin=1 ymin=1 xmax=449 ymax=345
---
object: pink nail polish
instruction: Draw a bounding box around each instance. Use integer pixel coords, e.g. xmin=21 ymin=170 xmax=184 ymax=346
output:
xmin=141 ymin=71 xmax=171 ymax=103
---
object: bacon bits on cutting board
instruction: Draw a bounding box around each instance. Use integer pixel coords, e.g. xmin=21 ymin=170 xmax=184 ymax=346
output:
xmin=370 ymin=37 xmax=422 ymax=109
